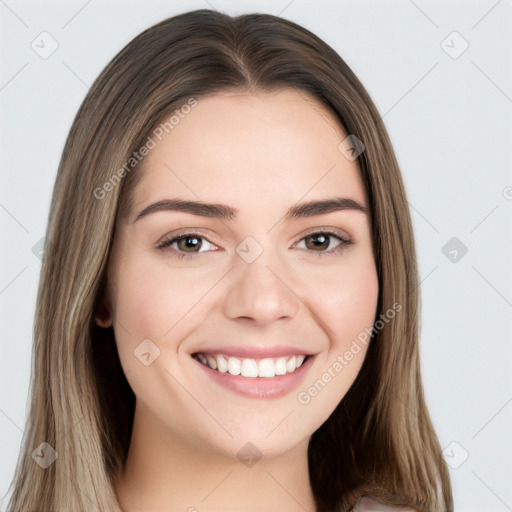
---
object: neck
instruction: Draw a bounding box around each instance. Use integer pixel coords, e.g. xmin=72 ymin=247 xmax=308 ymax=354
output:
xmin=114 ymin=401 xmax=317 ymax=512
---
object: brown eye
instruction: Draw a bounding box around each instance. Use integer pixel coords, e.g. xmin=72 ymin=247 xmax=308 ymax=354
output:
xmin=296 ymin=231 xmax=352 ymax=255
xmin=175 ymin=235 xmax=203 ymax=252
xmin=157 ymin=232 xmax=218 ymax=260
xmin=304 ymin=233 xmax=331 ymax=251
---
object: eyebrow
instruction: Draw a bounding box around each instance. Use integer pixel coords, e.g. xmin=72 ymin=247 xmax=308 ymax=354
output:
xmin=133 ymin=196 xmax=368 ymax=223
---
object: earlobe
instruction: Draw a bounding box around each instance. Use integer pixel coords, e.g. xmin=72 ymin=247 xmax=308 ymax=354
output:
xmin=94 ymin=302 xmax=113 ymax=329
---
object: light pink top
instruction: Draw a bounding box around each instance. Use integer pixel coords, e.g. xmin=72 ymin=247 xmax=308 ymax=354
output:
xmin=353 ymin=495 xmax=417 ymax=511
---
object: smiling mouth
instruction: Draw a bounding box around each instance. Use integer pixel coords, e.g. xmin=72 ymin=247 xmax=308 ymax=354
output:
xmin=192 ymin=352 xmax=310 ymax=378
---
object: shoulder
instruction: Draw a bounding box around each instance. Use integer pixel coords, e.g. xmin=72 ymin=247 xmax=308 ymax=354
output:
xmin=352 ymin=495 xmax=418 ymax=511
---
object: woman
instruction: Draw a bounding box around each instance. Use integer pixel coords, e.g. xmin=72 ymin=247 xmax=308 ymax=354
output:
xmin=5 ymin=9 xmax=452 ymax=512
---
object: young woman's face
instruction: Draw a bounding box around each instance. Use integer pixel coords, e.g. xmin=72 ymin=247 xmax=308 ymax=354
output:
xmin=103 ymin=89 xmax=379 ymax=459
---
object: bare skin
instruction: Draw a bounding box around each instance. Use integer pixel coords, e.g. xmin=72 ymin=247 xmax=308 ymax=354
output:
xmin=97 ymin=89 xmax=379 ymax=512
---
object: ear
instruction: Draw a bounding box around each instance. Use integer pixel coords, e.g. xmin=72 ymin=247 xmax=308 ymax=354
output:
xmin=94 ymin=301 xmax=113 ymax=329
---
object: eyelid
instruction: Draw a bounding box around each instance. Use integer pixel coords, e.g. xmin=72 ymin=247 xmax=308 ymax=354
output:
xmin=156 ymin=228 xmax=218 ymax=250
xmin=296 ymin=226 xmax=352 ymax=244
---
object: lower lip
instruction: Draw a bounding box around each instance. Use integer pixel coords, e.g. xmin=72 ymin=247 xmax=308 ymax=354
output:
xmin=193 ymin=356 xmax=314 ymax=399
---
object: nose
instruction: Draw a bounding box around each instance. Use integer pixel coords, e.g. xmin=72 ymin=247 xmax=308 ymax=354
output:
xmin=222 ymin=248 xmax=301 ymax=326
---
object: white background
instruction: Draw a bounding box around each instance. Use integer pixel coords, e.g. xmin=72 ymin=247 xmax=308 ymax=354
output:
xmin=1 ymin=1 xmax=511 ymax=510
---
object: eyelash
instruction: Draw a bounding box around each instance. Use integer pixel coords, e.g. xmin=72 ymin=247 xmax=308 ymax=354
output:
xmin=156 ymin=229 xmax=353 ymax=260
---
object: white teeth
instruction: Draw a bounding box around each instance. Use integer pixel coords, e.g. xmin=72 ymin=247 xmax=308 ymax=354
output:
xmin=227 ymin=357 xmax=241 ymax=375
xmin=206 ymin=355 xmax=217 ymax=370
xmin=196 ymin=353 xmax=308 ymax=377
xmin=240 ymin=358 xmax=258 ymax=378
xmin=216 ymin=354 xmax=228 ymax=373
xmin=275 ymin=357 xmax=287 ymax=375
xmin=258 ymin=358 xmax=276 ymax=377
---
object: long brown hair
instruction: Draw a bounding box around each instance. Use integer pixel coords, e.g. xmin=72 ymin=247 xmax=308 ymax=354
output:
xmin=5 ymin=9 xmax=452 ymax=512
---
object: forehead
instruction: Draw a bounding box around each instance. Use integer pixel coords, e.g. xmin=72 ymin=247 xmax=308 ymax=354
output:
xmin=130 ymin=89 xmax=367 ymax=218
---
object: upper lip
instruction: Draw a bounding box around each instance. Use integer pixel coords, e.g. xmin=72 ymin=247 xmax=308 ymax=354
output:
xmin=191 ymin=345 xmax=315 ymax=358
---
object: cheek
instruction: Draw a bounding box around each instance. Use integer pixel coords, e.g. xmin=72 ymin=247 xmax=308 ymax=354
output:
xmin=301 ymin=252 xmax=378 ymax=387
xmin=304 ymin=251 xmax=379 ymax=346
xmin=329 ymin=268 xmax=379 ymax=346
xmin=294 ymin=258 xmax=378 ymax=423
xmin=109 ymin=250 xmax=228 ymax=389
xmin=112 ymin=252 xmax=216 ymax=340
xmin=109 ymin=253 xmax=217 ymax=409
